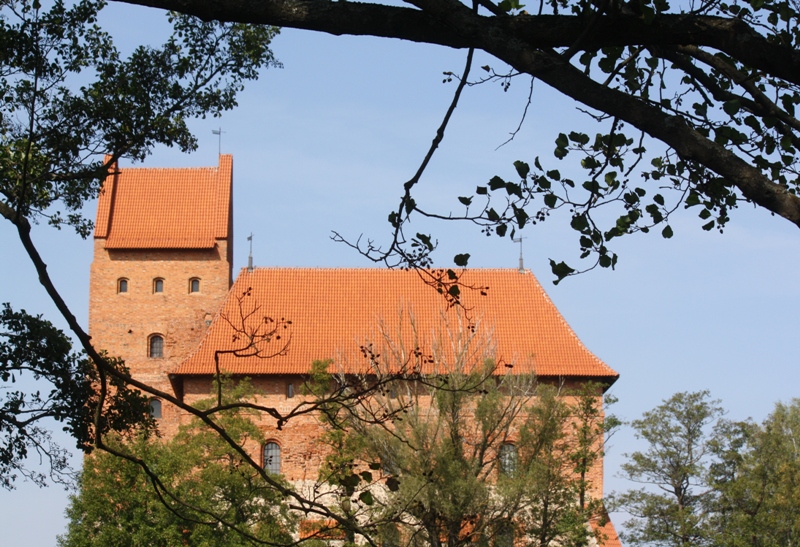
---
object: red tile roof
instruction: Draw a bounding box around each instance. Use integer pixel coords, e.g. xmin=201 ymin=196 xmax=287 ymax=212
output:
xmin=95 ymin=155 xmax=232 ymax=249
xmin=173 ymin=268 xmax=618 ymax=380
xmin=593 ymin=516 xmax=623 ymax=547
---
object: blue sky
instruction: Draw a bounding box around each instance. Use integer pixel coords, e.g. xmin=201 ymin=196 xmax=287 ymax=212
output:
xmin=2 ymin=3 xmax=800 ymax=543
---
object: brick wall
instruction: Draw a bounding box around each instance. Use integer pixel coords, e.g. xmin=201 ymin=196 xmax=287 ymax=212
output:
xmin=88 ymin=238 xmax=232 ymax=434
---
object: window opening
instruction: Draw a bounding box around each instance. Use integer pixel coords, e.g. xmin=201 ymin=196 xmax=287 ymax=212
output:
xmin=287 ymin=383 xmax=294 ymax=398
xmin=499 ymin=443 xmax=517 ymax=475
xmin=149 ymin=399 xmax=162 ymax=419
xmin=149 ymin=335 xmax=164 ymax=358
xmin=190 ymin=278 xmax=200 ymax=293
xmin=118 ymin=278 xmax=128 ymax=293
xmin=153 ymin=278 xmax=164 ymax=293
xmin=264 ymin=442 xmax=281 ymax=475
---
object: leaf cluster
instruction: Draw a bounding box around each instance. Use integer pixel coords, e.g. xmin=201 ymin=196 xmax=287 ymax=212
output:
xmin=0 ymin=303 xmax=150 ymax=489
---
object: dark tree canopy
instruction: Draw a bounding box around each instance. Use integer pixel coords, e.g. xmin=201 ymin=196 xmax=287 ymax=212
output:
xmin=0 ymin=0 xmax=280 ymax=488
xmin=119 ymin=0 xmax=800 ymax=279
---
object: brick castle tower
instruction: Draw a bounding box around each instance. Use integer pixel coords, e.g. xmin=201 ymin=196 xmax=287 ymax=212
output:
xmin=89 ymin=155 xmax=234 ymax=432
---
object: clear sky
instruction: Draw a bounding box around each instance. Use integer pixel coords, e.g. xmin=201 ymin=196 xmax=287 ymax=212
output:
xmin=2 ymin=2 xmax=800 ymax=544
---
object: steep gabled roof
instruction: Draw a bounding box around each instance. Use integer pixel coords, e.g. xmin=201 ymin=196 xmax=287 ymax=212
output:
xmin=173 ymin=268 xmax=618 ymax=381
xmin=94 ymin=155 xmax=232 ymax=249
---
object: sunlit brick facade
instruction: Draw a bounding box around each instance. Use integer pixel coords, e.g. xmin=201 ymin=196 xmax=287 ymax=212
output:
xmin=88 ymin=155 xmax=622 ymax=546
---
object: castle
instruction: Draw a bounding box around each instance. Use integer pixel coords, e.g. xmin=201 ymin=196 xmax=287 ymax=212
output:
xmin=89 ymin=155 xmax=622 ymax=545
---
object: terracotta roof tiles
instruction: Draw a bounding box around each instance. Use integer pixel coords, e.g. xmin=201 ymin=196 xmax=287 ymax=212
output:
xmin=173 ymin=268 xmax=618 ymax=381
xmin=95 ymin=155 xmax=232 ymax=249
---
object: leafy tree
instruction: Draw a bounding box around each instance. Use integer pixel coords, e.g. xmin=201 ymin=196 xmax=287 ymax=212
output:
xmin=120 ymin=0 xmax=800 ymax=281
xmin=58 ymin=387 xmax=296 ymax=547
xmin=0 ymin=304 xmax=150 ymax=489
xmin=316 ymin=321 xmax=617 ymax=547
xmin=0 ymin=0 xmax=278 ymax=487
xmin=708 ymin=400 xmax=800 ymax=547
xmin=611 ymin=391 xmax=724 ymax=547
xmin=613 ymin=392 xmax=800 ymax=547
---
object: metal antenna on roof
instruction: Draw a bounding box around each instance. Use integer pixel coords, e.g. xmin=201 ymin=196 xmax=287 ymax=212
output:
xmin=247 ymin=233 xmax=254 ymax=272
xmin=512 ymin=236 xmax=527 ymax=273
xmin=212 ymin=127 xmax=225 ymax=156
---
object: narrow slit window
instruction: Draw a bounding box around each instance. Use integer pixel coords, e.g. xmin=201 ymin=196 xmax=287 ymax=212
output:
xmin=287 ymin=383 xmax=294 ymax=399
xmin=499 ymin=443 xmax=517 ymax=475
xmin=190 ymin=278 xmax=200 ymax=293
xmin=149 ymin=335 xmax=164 ymax=358
xmin=149 ymin=399 xmax=162 ymax=419
xmin=264 ymin=442 xmax=281 ymax=475
xmin=118 ymin=278 xmax=128 ymax=293
xmin=153 ymin=278 xmax=164 ymax=293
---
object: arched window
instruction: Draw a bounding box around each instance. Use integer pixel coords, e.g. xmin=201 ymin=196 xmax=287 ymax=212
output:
xmin=499 ymin=443 xmax=517 ymax=475
xmin=287 ymin=383 xmax=294 ymax=399
xmin=149 ymin=399 xmax=162 ymax=419
xmin=117 ymin=278 xmax=128 ymax=293
xmin=153 ymin=278 xmax=164 ymax=293
xmin=263 ymin=442 xmax=281 ymax=475
xmin=189 ymin=278 xmax=200 ymax=293
xmin=149 ymin=335 xmax=164 ymax=358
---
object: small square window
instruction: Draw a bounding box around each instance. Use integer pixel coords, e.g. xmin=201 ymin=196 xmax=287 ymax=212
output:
xmin=153 ymin=278 xmax=164 ymax=293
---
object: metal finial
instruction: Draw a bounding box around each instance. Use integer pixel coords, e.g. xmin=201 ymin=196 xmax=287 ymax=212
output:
xmin=247 ymin=233 xmax=254 ymax=272
xmin=212 ymin=127 xmax=226 ymax=156
xmin=512 ymin=237 xmax=527 ymax=273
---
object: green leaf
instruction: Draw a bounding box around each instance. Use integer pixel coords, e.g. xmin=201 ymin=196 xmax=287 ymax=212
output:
xmin=661 ymin=225 xmax=673 ymax=238
xmin=458 ymin=196 xmax=473 ymax=206
xmin=685 ymin=191 xmax=701 ymax=207
xmin=489 ymin=176 xmax=506 ymax=191
xmin=702 ymin=220 xmax=715 ymax=231
xmin=386 ymin=477 xmax=400 ymax=491
xmin=514 ymin=160 xmax=530 ymax=178
xmin=360 ymin=471 xmax=373 ymax=482
xmin=448 ymin=285 xmax=461 ymax=298
xmin=496 ymin=224 xmax=508 ymax=237
xmin=570 ymin=214 xmax=589 ymax=232
xmin=415 ymin=233 xmax=433 ymax=251
xmin=476 ymin=186 xmax=488 ymax=195
xmin=453 ymin=253 xmax=471 ymax=267
xmin=359 ymin=491 xmax=374 ymax=505
xmin=723 ymin=99 xmax=741 ymax=116
xmin=549 ymin=259 xmax=575 ymax=282
xmin=653 ymin=193 xmax=665 ymax=206
xmin=543 ymin=194 xmax=557 ymax=208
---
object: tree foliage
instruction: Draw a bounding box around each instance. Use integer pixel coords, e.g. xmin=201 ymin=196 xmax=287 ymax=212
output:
xmin=315 ymin=319 xmax=617 ymax=547
xmin=0 ymin=0 xmax=278 ymax=488
xmin=59 ymin=387 xmax=296 ymax=547
xmin=613 ymin=392 xmax=800 ymax=547
xmin=0 ymin=303 xmax=150 ymax=489
xmin=121 ymin=0 xmax=800 ymax=281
